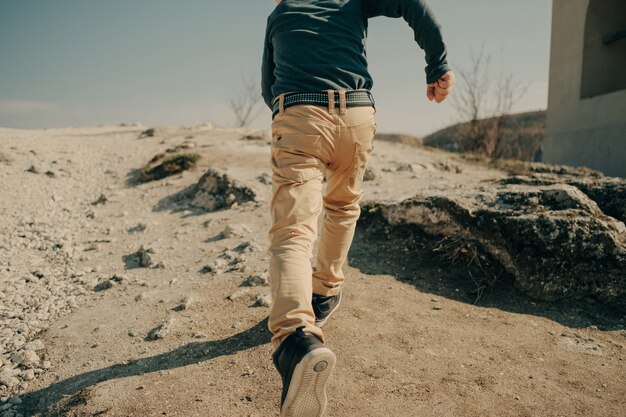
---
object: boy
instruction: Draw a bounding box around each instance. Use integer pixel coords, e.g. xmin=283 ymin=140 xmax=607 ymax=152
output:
xmin=262 ymin=1 xmax=454 ymax=415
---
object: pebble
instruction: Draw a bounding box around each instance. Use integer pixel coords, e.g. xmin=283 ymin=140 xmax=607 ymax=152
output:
xmin=11 ymin=350 xmax=39 ymax=367
xmin=363 ymin=166 xmax=379 ymax=181
xmin=253 ymin=294 xmax=272 ymax=308
xmin=146 ymin=318 xmax=174 ymax=341
xmin=221 ymin=224 xmax=251 ymax=239
xmin=0 ymin=369 xmax=20 ymax=389
xmin=202 ymin=258 xmax=230 ymax=275
xmin=233 ymin=241 xmax=259 ymax=254
xmin=257 ymin=173 xmax=271 ymax=185
xmin=91 ymin=194 xmax=108 ymax=206
xmin=23 ymin=340 xmax=44 ymax=351
xmin=241 ymin=274 xmax=269 ymax=287
xmin=19 ymin=370 xmax=35 ymax=381
xmin=93 ymin=279 xmax=114 ymax=292
xmin=173 ymin=297 xmax=191 ymax=312
xmin=228 ymin=289 xmax=250 ymax=302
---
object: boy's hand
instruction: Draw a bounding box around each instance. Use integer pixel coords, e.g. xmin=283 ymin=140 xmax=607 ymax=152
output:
xmin=427 ymin=70 xmax=455 ymax=103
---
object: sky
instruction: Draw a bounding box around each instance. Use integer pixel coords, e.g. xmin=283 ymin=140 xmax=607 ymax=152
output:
xmin=0 ymin=0 xmax=553 ymax=137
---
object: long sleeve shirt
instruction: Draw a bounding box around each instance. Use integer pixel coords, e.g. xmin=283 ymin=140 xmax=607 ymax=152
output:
xmin=261 ymin=0 xmax=450 ymax=109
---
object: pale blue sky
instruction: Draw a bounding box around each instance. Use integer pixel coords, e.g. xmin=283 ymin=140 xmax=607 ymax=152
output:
xmin=0 ymin=0 xmax=552 ymax=136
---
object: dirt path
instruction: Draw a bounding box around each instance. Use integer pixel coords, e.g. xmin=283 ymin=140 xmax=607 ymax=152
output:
xmin=0 ymin=126 xmax=624 ymax=417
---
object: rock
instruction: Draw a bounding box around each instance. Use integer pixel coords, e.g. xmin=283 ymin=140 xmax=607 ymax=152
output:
xmin=0 ymin=369 xmax=20 ymax=388
xmin=363 ymin=166 xmax=379 ymax=181
xmin=253 ymin=294 xmax=272 ymax=308
xmin=25 ymin=165 xmax=39 ymax=174
xmin=138 ymin=127 xmax=173 ymax=138
xmin=241 ymin=274 xmax=269 ymax=287
xmin=179 ymin=141 xmax=196 ymax=149
xmin=119 ymin=122 xmax=142 ymax=127
xmin=146 ymin=318 xmax=174 ymax=341
xmin=227 ymin=289 xmax=250 ymax=302
xmin=232 ymin=241 xmax=259 ymax=254
xmin=196 ymin=122 xmax=215 ymax=130
xmin=11 ymin=350 xmax=39 ymax=368
xmin=364 ymin=180 xmax=626 ymax=307
xmin=128 ymin=223 xmax=148 ymax=234
xmin=124 ymin=246 xmax=155 ymax=268
xmin=41 ymin=361 xmax=51 ymax=369
xmin=93 ymin=279 xmax=114 ymax=292
xmin=172 ymin=297 xmax=191 ymax=312
xmin=257 ymin=173 xmax=272 ymax=185
xmin=502 ymin=170 xmax=626 ymax=224
xmin=220 ymin=250 xmax=247 ymax=270
xmin=222 ymin=224 xmax=251 ymax=239
xmin=190 ymin=169 xmax=256 ymax=212
xmin=93 ymin=274 xmax=125 ymax=292
xmin=30 ymin=271 xmax=45 ymax=279
xmin=202 ymin=258 xmax=230 ymax=275
xmin=242 ymin=129 xmax=270 ymax=141
xmin=20 ymin=369 xmax=35 ymax=381
xmin=139 ymin=152 xmax=201 ymax=182
xmin=91 ymin=194 xmax=108 ymax=206
xmin=134 ymin=292 xmax=147 ymax=302
xmin=23 ymin=340 xmax=44 ymax=351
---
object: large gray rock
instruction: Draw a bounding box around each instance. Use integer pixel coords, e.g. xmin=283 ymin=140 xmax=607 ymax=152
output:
xmin=364 ymin=171 xmax=626 ymax=307
xmin=191 ymin=169 xmax=257 ymax=211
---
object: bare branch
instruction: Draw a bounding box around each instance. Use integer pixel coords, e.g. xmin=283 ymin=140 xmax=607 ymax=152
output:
xmin=450 ymin=47 xmax=529 ymax=158
xmin=229 ymin=73 xmax=263 ymax=128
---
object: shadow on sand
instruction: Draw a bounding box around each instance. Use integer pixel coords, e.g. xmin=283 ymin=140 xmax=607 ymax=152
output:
xmin=19 ymin=319 xmax=271 ymax=416
xmin=349 ymin=214 xmax=625 ymax=331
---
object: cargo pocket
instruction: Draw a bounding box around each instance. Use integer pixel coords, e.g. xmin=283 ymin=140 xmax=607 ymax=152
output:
xmin=350 ymin=122 xmax=376 ymax=180
xmin=271 ymin=132 xmax=324 ymax=183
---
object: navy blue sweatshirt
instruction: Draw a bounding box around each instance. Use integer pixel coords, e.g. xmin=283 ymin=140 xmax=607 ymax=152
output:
xmin=261 ymin=0 xmax=450 ymax=109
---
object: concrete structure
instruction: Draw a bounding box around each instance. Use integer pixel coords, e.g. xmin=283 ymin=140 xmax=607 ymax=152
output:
xmin=544 ymin=0 xmax=626 ymax=177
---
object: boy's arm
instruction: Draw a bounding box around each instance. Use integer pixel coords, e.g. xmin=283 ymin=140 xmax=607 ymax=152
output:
xmin=261 ymin=22 xmax=276 ymax=110
xmin=363 ymin=0 xmax=450 ymax=85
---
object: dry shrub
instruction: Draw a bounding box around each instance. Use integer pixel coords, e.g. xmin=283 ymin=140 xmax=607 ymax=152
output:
xmin=140 ymin=152 xmax=201 ymax=183
xmin=432 ymin=230 xmax=503 ymax=302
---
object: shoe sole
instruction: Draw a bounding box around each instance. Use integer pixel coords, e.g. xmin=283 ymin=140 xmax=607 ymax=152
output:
xmin=315 ymin=290 xmax=342 ymax=328
xmin=280 ymin=347 xmax=336 ymax=417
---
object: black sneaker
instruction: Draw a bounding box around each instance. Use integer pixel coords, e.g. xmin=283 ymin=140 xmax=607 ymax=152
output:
xmin=312 ymin=289 xmax=342 ymax=328
xmin=272 ymin=327 xmax=336 ymax=417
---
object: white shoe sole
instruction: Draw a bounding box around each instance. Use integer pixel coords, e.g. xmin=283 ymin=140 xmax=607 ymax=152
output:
xmin=280 ymin=347 xmax=336 ymax=417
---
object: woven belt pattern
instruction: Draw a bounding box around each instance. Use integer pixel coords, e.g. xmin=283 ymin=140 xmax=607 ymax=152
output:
xmin=272 ymin=90 xmax=375 ymax=118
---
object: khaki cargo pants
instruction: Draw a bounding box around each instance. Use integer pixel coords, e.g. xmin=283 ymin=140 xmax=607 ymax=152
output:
xmin=267 ymin=90 xmax=376 ymax=349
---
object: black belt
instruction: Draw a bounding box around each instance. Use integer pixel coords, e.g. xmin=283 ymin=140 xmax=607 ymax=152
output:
xmin=272 ymin=90 xmax=375 ymax=119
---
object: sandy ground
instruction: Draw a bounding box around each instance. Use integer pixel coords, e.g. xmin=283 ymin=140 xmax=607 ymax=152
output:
xmin=0 ymin=125 xmax=624 ymax=417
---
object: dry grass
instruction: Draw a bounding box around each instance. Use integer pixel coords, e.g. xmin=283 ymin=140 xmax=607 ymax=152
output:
xmin=432 ymin=231 xmax=501 ymax=303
